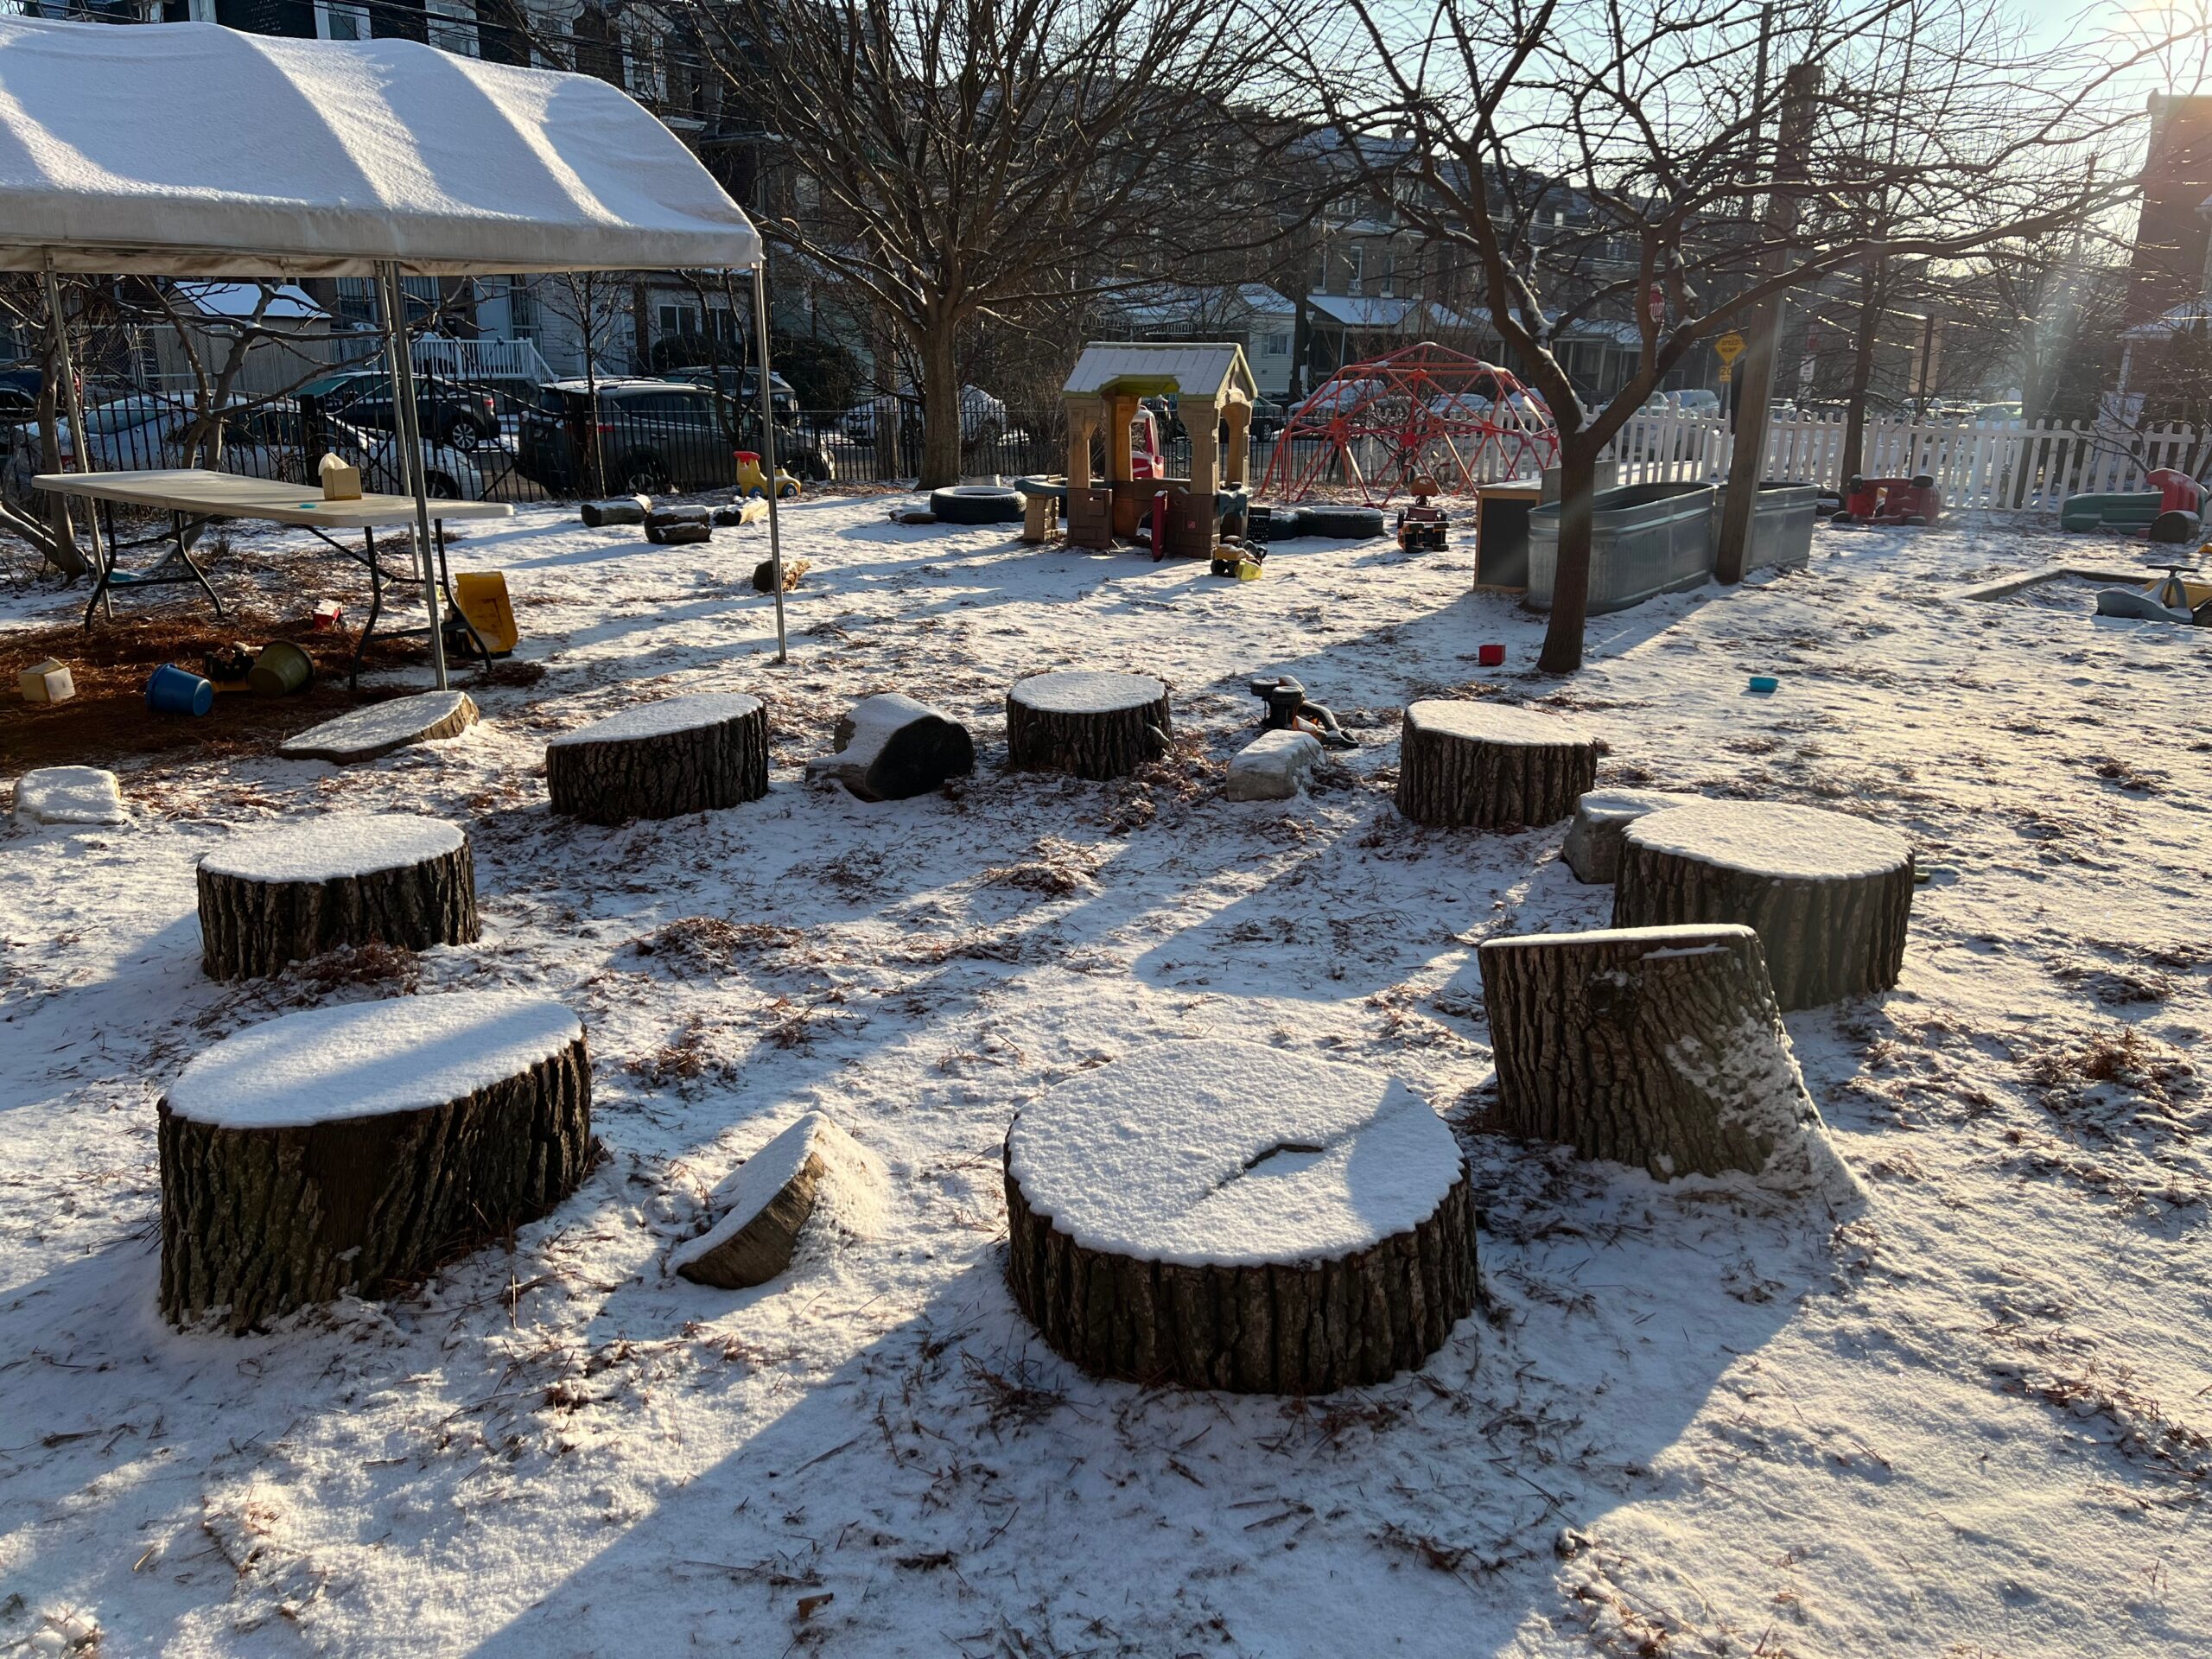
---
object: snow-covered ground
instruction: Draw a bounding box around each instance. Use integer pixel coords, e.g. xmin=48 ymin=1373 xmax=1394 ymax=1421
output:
xmin=2 ymin=497 xmax=2206 ymax=1657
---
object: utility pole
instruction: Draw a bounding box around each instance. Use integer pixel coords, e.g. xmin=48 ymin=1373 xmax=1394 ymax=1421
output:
xmin=1715 ymin=61 xmax=1821 ymax=585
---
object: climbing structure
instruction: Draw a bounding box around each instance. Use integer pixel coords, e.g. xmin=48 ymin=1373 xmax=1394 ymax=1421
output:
xmin=1259 ymin=340 xmax=1560 ymax=505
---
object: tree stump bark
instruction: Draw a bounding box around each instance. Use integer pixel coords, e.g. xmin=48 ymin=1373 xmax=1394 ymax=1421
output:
xmin=546 ymin=691 xmax=768 ymax=824
xmin=1478 ymin=924 xmax=1861 ymax=1198
xmin=671 ymin=1111 xmax=886 ymax=1288
xmin=158 ymin=993 xmax=592 ymax=1331
xmin=1612 ymin=802 xmax=1913 ymax=1009
xmin=1395 ymin=699 xmax=1597 ymax=829
xmin=1560 ymin=787 xmax=1704 ymax=883
xmin=1002 ymin=1039 xmax=1478 ymax=1393
xmin=1005 ymin=671 xmax=1172 ymax=780
xmin=806 ymin=692 xmax=976 ymax=801
xmin=197 ymin=813 xmax=478 ymax=980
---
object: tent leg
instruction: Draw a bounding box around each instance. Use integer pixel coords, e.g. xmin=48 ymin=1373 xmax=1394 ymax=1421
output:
xmin=376 ymin=260 xmax=449 ymax=690
xmin=751 ymin=260 xmax=788 ymax=665
xmin=41 ymin=255 xmax=107 ymax=610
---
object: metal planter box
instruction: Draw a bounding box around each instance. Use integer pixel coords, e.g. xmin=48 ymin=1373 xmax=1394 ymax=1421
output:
xmin=1713 ymin=480 xmax=1818 ymax=571
xmin=1526 ymin=481 xmax=1716 ymax=613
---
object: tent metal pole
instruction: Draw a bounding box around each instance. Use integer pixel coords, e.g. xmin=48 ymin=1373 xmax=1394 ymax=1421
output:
xmin=750 ymin=258 xmax=788 ymax=664
xmin=376 ymin=260 xmax=449 ymax=690
xmin=41 ymin=253 xmax=107 ymax=611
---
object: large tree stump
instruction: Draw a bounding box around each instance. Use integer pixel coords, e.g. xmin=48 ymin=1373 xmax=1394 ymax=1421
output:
xmin=546 ymin=692 xmax=768 ymax=824
xmin=1395 ymin=700 xmax=1597 ymax=829
xmin=1003 ymin=1039 xmax=1478 ymax=1394
xmin=1612 ymin=803 xmax=1913 ymax=1009
xmin=806 ymin=693 xmax=976 ymax=801
xmin=279 ymin=690 xmax=479 ymax=766
xmin=197 ymin=813 xmax=478 ymax=980
xmin=671 ymin=1111 xmax=886 ymax=1288
xmin=1479 ymin=925 xmax=1861 ymax=1198
xmin=158 ymin=992 xmax=592 ymax=1331
xmin=1006 ymin=671 xmax=1172 ymax=780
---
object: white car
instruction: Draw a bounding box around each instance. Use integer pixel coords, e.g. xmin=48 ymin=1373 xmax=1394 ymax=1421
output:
xmin=3 ymin=398 xmax=486 ymax=510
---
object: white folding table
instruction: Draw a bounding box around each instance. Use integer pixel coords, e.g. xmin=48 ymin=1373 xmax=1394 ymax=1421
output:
xmin=35 ymin=468 xmax=513 ymax=687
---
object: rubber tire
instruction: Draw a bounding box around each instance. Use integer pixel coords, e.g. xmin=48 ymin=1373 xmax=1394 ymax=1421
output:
xmin=1301 ymin=504 xmax=1387 ymax=539
xmin=930 ymin=484 xmax=1025 ymax=524
xmin=1256 ymin=505 xmax=1304 ymax=541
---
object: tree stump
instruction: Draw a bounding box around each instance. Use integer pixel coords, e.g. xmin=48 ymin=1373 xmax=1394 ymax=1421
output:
xmin=671 ymin=1111 xmax=886 ymax=1288
xmin=158 ymin=992 xmax=592 ymax=1331
xmin=197 ymin=813 xmax=478 ymax=980
xmin=546 ymin=692 xmax=768 ymax=824
xmin=278 ymin=690 xmax=479 ymax=766
xmin=1005 ymin=671 xmax=1172 ymax=780
xmin=1560 ymin=787 xmax=1704 ymax=883
xmin=806 ymin=693 xmax=976 ymax=801
xmin=1479 ymin=925 xmax=1861 ymax=1198
xmin=1395 ymin=700 xmax=1597 ymax=829
xmin=1612 ymin=803 xmax=1913 ymax=1009
xmin=1003 ymin=1039 xmax=1478 ymax=1393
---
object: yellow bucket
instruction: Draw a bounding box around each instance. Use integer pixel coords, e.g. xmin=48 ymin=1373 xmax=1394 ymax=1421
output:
xmin=451 ymin=572 xmax=518 ymax=656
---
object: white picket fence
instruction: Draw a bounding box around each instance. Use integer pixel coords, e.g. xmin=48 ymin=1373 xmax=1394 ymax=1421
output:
xmin=1603 ymin=412 xmax=2211 ymax=512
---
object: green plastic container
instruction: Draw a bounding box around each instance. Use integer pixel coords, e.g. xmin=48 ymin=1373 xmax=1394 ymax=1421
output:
xmin=248 ymin=639 xmax=315 ymax=696
xmin=2061 ymin=491 xmax=2160 ymax=532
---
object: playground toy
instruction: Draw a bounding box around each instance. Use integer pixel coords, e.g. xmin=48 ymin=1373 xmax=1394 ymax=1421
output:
xmin=1833 ymin=474 xmax=1941 ymax=527
xmin=1259 ymin=341 xmax=1560 ymax=506
xmin=2094 ymin=562 xmax=2212 ymax=626
xmin=734 ymin=450 xmax=799 ymax=499
xmin=450 ymin=571 xmax=519 ymax=656
xmin=1248 ymin=674 xmax=1357 ymax=750
xmin=1053 ymin=342 xmax=1256 ymax=556
xmin=1396 ymin=475 xmax=1450 ymax=551
xmin=2062 ymin=468 xmax=2204 ymax=543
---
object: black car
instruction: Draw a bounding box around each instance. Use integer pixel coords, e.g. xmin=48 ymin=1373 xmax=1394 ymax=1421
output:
xmin=513 ymin=378 xmax=833 ymax=496
xmin=663 ymin=364 xmax=803 ymax=426
xmin=297 ymin=370 xmax=500 ymax=450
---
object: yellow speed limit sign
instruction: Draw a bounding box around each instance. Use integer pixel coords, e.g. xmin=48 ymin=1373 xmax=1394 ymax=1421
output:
xmin=1714 ymin=331 xmax=1747 ymax=365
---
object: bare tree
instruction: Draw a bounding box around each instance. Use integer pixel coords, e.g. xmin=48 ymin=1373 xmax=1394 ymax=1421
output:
xmin=536 ymin=270 xmax=634 ymax=497
xmin=1308 ymin=0 xmax=2161 ymax=671
xmin=654 ymin=0 xmax=1281 ymax=486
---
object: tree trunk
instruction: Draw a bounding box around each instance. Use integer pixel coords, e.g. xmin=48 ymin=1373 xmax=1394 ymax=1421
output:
xmin=1840 ymin=253 xmax=1887 ymax=483
xmin=1536 ymin=434 xmax=1599 ymax=674
xmin=546 ymin=692 xmax=769 ymax=824
xmin=1479 ymin=924 xmax=1860 ymax=1198
xmin=1611 ymin=802 xmax=1913 ymax=1010
xmin=808 ymin=693 xmax=975 ymax=801
xmin=1005 ymin=671 xmax=1171 ymax=780
xmin=32 ymin=368 xmax=86 ymax=581
xmin=158 ymin=1001 xmax=592 ymax=1331
xmin=917 ymin=313 xmax=962 ymax=489
xmin=1395 ymin=699 xmax=1596 ymax=829
xmin=197 ymin=819 xmax=480 ymax=980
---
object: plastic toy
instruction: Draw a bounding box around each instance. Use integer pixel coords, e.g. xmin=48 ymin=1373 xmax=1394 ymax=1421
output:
xmin=1055 ymin=342 xmax=1257 ymax=553
xmin=18 ymin=658 xmax=73 ymax=704
xmin=734 ymin=449 xmax=799 ymax=499
xmin=2094 ymin=562 xmax=2212 ymax=625
xmin=2062 ymin=469 xmax=2204 ymax=537
xmin=1249 ymin=675 xmax=1357 ymax=750
xmin=146 ymin=663 xmax=214 ymax=716
xmin=1832 ymin=474 xmax=1941 ymax=527
xmin=1478 ymin=644 xmax=1505 ymax=666
xmin=1748 ymin=674 xmax=1779 ymax=694
xmin=451 ymin=571 xmax=518 ymax=656
xmin=1395 ymin=475 xmax=1450 ymax=551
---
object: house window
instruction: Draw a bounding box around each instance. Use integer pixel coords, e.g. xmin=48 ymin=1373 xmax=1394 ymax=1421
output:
xmin=1347 ymin=245 xmax=1365 ymax=296
xmin=657 ymin=304 xmax=702 ymax=341
xmin=1259 ymin=331 xmax=1291 ymax=357
xmin=505 ymin=278 xmax=538 ymax=340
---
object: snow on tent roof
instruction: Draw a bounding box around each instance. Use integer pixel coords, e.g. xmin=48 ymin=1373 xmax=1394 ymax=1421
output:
xmin=0 ymin=16 xmax=761 ymax=277
xmin=1062 ymin=341 xmax=1255 ymax=403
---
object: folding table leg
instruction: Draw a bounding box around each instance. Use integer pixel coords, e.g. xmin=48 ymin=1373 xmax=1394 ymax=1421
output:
xmin=351 ymin=526 xmax=384 ymax=693
xmin=177 ymin=511 xmax=226 ymax=618
xmin=433 ymin=520 xmax=493 ymax=677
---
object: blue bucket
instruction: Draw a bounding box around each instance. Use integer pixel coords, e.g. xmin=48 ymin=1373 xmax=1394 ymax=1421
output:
xmin=147 ymin=663 xmax=214 ymax=716
xmin=1747 ymin=674 xmax=1779 ymax=695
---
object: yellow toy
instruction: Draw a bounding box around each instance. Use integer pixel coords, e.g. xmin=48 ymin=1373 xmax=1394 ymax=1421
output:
xmin=734 ymin=450 xmax=800 ymax=499
xmin=450 ymin=571 xmax=518 ymax=656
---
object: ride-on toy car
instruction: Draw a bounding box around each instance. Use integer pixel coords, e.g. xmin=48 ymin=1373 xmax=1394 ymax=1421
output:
xmin=1833 ymin=474 xmax=1941 ymax=527
xmin=1395 ymin=474 xmax=1449 ymax=550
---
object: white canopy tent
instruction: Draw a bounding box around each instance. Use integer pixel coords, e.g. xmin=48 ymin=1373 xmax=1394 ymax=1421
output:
xmin=0 ymin=16 xmax=789 ymax=676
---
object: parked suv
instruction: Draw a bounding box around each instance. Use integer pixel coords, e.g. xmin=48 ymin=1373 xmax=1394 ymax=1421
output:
xmin=663 ymin=365 xmax=803 ymax=426
xmin=513 ymin=378 xmax=834 ymax=495
xmin=297 ymin=370 xmax=500 ymax=450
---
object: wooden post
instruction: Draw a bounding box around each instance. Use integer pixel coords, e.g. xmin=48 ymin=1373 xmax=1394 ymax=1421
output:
xmin=1224 ymin=398 xmax=1251 ymax=488
xmin=1185 ymin=397 xmax=1218 ymax=495
xmin=1107 ymin=394 xmax=1134 ymax=481
xmin=1067 ymin=405 xmax=1094 ymax=489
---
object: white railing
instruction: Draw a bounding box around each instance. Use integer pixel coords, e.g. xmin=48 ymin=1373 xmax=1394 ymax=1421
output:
xmin=1601 ymin=412 xmax=2212 ymax=512
xmin=411 ymin=336 xmax=556 ymax=385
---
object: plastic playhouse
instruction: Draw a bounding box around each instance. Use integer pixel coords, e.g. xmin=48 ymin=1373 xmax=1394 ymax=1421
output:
xmin=1023 ymin=341 xmax=1258 ymax=558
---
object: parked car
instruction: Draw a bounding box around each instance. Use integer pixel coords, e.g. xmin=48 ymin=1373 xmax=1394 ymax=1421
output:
xmin=3 ymin=397 xmax=484 ymax=510
xmin=296 ymin=369 xmax=501 ymax=450
xmin=1971 ymin=402 xmax=2024 ymax=426
xmin=514 ymin=378 xmax=834 ymax=495
xmin=840 ymin=385 xmax=1007 ymax=448
xmin=663 ymin=365 xmax=803 ymax=426
xmin=1247 ymin=397 xmax=1286 ymax=442
xmin=1291 ymin=377 xmax=1389 ymax=423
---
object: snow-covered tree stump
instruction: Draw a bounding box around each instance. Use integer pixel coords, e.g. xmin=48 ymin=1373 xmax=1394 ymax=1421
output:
xmin=1612 ymin=803 xmax=1913 ymax=1010
xmin=1005 ymin=671 xmax=1172 ymax=781
xmin=278 ymin=690 xmax=480 ymax=766
xmin=1478 ymin=925 xmax=1861 ymax=1198
xmin=545 ymin=692 xmax=768 ymax=825
xmin=197 ymin=814 xmax=478 ymax=980
xmin=671 ymin=1112 xmax=886 ymax=1289
xmin=1395 ymin=700 xmax=1597 ymax=829
xmin=157 ymin=993 xmax=592 ymax=1331
xmin=806 ymin=693 xmax=976 ymax=801
xmin=1003 ymin=1039 xmax=1478 ymax=1393
xmin=1561 ymin=788 xmax=1704 ymax=883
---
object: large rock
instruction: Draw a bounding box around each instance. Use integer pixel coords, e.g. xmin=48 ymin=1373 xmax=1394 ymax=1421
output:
xmin=671 ymin=1112 xmax=885 ymax=1289
xmin=14 ymin=766 xmax=126 ymax=826
xmin=1561 ymin=788 xmax=1704 ymax=883
xmin=1224 ymin=729 xmax=1322 ymax=801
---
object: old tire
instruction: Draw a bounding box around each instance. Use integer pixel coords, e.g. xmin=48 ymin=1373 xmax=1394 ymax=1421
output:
xmin=931 ymin=485 xmax=1025 ymax=524
xmin=1302 ymin=504 xmax=1386 ymax=539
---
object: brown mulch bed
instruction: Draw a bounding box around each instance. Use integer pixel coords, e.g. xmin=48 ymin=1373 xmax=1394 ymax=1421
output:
xmin=3 ymin=601 xmax=446 ymax=774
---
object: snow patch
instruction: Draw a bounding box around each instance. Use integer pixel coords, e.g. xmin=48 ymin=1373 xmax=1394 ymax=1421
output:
xmin=12 ymin=766 xmax=126 ymax=826
xmin=197 ymin=812 xmax=462 ymax=883
xmin=1626 ymin=800 xmax=1909 ymax=880
xmin=1405 ymin=698 xmax=1592 ymax=746
xmin=1008 ymin=671 xmax=1164 ymax=715
xmin=165 ymin=992 xmax=582 ymax=1130
xmin=547 ymin=691 xmax=762 ymax=747
xmin=1006 ymin=1039 xmax=1462 ymax=1267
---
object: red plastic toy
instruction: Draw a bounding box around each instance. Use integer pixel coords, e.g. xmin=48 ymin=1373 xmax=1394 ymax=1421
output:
xmin=2146 ymin=468 xmax=2205 ymax=516
xmin=1834 ymin=473 xmax=1942 ymax=527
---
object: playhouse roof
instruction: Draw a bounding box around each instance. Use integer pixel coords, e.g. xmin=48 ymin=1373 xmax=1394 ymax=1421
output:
xmin=1062 ymin=342 xmax=1255 ymax=403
